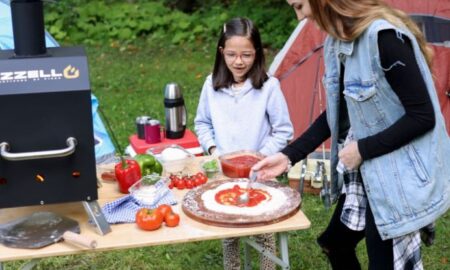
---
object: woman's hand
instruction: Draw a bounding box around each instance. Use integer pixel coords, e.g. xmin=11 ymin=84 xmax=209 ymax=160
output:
xmin=338 ymin=141 xmax=362 ymax=170
xmin=251 ymin=152 xmax=290 ymax=180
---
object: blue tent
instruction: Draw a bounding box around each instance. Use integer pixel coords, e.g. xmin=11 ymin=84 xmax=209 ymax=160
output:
xmin=0 ymin=0 xmax=116 ymax=163
xmin=0 ymin=0 xmax=58 ymax=49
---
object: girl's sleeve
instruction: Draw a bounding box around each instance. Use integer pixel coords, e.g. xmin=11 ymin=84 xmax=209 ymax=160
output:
xmin=194 ymin=78 xmax=216 ymax=154
xmin=259 ymin=79 xmax=294 ymax=156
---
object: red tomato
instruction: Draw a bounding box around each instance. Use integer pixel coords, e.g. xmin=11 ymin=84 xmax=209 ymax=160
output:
xmin=165 ymin=212 xmax=180 ymax=227
xmin=199 ymin=175 xmax=207 ymax=184
xmin=135 ymin=208 xmax=164 ymax=231
xmin=193 ymin=177 xmax=202 ymax=187
xmin=171 ymin=176 xmax=179 ymax=184
xmin=185 ymin=179 xmax=194 ymax=189
xmin=176 ymin=179 xmax=186 ymax=189
xmin=156 ymin=204 xmax=172 ymax=217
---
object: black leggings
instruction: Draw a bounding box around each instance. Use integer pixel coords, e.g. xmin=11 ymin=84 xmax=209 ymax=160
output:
xmin=317 ymin=194 xmax=394 ymax=270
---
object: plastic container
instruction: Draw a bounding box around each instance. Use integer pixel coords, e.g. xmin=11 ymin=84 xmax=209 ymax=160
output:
xmin=146 ymin=144 xmax=193 ymax=173
xmin=128 ymin=174 xmax=168 ymax=205
xmin=219 ymin=150 xmax=264 ymax=178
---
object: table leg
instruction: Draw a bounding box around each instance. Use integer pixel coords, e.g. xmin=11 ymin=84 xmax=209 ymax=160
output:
xmin=21 ymin=259 xmax=40 ymax=270
xmin=244 ymin=241 xmax=252 ymax=270
xmin=0 ymin=259 xmax=41 ymax=270
xmin=278 ymin=233 xmax=290 ymax=269
xmin=242 ymin=232 xmax=290 ymax=269
xmin=0 ymin=258 xmax=41 ymax=270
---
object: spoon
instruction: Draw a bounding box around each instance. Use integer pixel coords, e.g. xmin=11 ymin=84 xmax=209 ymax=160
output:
xmin=238 ymin=171 xmax=257 ymax=205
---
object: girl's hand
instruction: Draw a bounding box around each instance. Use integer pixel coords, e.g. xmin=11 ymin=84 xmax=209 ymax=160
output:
xmin=338 ymin=141 xmax=362 ymax=170
xmin=251 ymin=152 xmax=290 ymax=180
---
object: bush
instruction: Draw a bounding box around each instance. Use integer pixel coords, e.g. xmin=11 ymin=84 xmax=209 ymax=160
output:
xmin=44 ymin=0 xmax=297 ymax=49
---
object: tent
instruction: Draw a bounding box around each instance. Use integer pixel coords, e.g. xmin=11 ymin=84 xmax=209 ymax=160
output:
xmin=0 ymin=0 xmax=58 ymax=49
xmin=0 ymin=0 xmax=116 ymax=163
xmin=270 ymin=0 xmax=450 ymax=144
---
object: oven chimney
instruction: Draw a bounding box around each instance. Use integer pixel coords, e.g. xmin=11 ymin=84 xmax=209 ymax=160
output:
xmin=10 ymin=0 xmax=47 ymax=57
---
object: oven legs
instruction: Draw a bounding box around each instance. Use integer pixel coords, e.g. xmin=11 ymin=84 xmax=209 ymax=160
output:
xmin=82 ymin=201 xmax=111 ymax=235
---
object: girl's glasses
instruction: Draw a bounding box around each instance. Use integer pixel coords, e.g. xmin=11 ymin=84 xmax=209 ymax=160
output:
xmin=223 ymin=50 xmax=255 ymax=63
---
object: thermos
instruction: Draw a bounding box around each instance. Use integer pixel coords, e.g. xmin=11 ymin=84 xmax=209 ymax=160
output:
xmin=164 ymin=83 xmax=187 ymax=139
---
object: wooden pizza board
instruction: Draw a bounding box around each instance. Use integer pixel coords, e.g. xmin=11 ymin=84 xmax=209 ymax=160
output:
xmin=182 ymin=179 xmax=301 ymax=228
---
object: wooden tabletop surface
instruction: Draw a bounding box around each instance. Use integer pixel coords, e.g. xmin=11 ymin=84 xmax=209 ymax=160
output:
xmin=0 ymin=157 xmax=311 ymax=262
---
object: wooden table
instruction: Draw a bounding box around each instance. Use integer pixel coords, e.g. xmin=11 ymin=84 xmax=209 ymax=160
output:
xmin=0 ymin=158 xmax=311 ymax=269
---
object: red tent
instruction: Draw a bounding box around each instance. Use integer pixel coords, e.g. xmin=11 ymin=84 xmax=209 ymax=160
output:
xmin=270 ymin=0 xmax=450 ymax=144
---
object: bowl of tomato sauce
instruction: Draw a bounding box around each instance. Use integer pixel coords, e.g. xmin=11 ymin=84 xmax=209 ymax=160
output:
xmin=219 ymin=150 xmax=265 ymax=178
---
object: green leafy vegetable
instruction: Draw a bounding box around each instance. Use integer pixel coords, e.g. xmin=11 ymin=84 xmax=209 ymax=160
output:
xmin=202 ymin=159 xmax=218 ymax=171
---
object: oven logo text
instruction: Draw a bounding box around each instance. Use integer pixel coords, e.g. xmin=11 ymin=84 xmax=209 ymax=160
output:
xmin=0 ymin=65 xmax=80 ymax=83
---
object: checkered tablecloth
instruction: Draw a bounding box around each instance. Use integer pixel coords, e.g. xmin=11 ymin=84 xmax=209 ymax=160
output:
xmin=101 ymin=179 xmax=177 ymax=224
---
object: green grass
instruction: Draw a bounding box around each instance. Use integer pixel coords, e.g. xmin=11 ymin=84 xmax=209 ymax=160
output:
xmin=87 ymin=39 xmax=215 ymax=151
xmin=4 ymin=40 xmax=449 ymax=269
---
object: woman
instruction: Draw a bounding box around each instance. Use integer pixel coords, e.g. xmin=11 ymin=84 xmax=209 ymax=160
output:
xmin=252 ymin=0 xmax=450 ymax=269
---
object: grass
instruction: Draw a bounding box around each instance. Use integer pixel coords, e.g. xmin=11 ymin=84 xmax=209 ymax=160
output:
xmin=4 ymin=40 xmax=449 ymax=269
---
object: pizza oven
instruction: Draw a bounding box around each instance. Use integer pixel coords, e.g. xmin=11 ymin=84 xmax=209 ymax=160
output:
xmin=0 ymin=0 xmax=110 ymax=234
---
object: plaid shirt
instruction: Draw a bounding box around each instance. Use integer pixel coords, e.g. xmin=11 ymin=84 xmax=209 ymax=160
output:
xmin=338 ymin=130 xmax=423 ymax=270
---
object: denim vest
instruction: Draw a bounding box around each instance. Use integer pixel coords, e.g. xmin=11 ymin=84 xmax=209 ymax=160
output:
xmin=322 ymin=19 xmax=450 ymax=239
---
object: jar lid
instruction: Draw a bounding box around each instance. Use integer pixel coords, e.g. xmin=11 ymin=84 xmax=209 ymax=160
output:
xmin=136 ymin=116 xmax=151 ymax=124
xmin=147 ymin=119 xmax=160 ymax=126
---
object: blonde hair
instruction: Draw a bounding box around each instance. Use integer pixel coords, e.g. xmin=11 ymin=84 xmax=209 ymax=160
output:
xmin=310 ymin=0 xmax=433 ymax=67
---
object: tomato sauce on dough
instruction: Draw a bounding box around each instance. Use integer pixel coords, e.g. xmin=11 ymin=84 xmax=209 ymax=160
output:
xmin=214 ymin=184 xmax=271 ymax=207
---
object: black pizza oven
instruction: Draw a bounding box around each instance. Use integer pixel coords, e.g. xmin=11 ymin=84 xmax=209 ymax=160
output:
xmin=0 ymin=0 xmax=98 ymax=209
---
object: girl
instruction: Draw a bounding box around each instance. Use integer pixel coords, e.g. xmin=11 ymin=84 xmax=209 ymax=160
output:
xmin=253 ymin=0 xmax=450 ymax=269
xmin=194 ymin=17 xmax=293 ymax=270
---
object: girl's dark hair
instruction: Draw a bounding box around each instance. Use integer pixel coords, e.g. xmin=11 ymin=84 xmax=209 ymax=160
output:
xmin=212 ymin=17 xmax=268 ymax=90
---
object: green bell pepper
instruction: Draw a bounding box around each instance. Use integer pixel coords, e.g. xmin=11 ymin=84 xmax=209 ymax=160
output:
xmin=134 ymin=154 xmax=162 ymax=176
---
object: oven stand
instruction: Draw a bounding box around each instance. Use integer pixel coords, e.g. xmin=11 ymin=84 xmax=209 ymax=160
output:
xmin=82 ymin=201 xmax=111 ymax=235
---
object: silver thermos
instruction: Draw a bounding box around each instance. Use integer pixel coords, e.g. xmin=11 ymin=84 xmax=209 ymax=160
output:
xmin=164 ymin=83 xmax=187 ymax=139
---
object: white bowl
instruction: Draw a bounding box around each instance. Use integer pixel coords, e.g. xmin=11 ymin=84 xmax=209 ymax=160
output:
xmin=146 ymin=144 xmax=193 ymax=173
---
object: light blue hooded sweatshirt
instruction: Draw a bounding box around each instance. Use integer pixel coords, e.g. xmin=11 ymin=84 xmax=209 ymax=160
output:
xmin=195 ymin=74 xmax=293 ymax=156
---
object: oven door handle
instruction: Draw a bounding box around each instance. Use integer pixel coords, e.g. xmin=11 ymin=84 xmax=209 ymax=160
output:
xmin=0 ymin=137 xmax=77 ymax=161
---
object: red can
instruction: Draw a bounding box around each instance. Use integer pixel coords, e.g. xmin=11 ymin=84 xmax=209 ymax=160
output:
xmin=144 ymin=119 xmax=162 ymax=144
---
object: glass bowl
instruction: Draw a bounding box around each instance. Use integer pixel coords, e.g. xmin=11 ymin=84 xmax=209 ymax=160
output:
xmin=146 ymin=144 xmax=193 ymax=174
xmin=218 ymin=150 xmax=265 ymax=178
